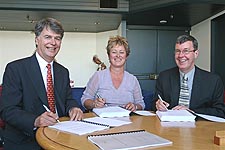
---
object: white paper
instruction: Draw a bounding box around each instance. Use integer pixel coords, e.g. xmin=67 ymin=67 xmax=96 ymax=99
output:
xmin=49 ymin=120 xmax=109 ymax=135
xmin=113 ymin=117 xmax=132 ymax=122
xmin=88 ymin=130 xmax=172 ymax=150
xmin=134 ymin=110 xmax=156 ymax=116
xmin=156 ymin=110 xmax=196 ymax=122
xmin=84 ymin=117 xmax=131 ymax=127
xmin=160 ymin=121 xmax=196 ymax=128
xmin=196 ymin=113 xmax=225 ymax=122
xmin=93 ymin=106 xmax=131 ymax=118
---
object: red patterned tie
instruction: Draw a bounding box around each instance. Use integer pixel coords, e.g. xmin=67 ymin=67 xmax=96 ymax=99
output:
xmin=46 ymin=64 xmax=56 ymax=113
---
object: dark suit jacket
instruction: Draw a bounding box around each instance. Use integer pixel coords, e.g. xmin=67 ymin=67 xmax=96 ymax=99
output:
xmin=152 ymin=66 xmax=225 ymax=118
xmin=0 ymin=54 xmax=78 ymax=149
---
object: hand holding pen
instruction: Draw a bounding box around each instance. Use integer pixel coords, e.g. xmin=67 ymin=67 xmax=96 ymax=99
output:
xmin=94 ymin=93 xmax=107 ymax=108
xmin=156 ymin=94 xmax=169 ymax=111
xmin=34 ymin=105 xmax=60 ymax=128
xmin=43 ymin=104 xmax=60 ymax=123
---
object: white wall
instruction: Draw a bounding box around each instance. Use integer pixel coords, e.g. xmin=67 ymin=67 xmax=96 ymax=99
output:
xmin=0 ymin=30 xmax=120 ymax=87
xmin=191 ymin=20 xmax=211 ymax=71
xmin=191 ymin=9 xmax=225 ymax=71
xmin=0 ymin=31 xmax=35 ymax=81
xmin=57 ymin=32 xmax=97 ymax=87
xmin=2 ymin=9 xmax=225 ymax=85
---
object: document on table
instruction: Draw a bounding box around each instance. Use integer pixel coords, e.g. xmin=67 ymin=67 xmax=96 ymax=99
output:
xmin=156 ymin=110 xmax=196 ymax=122
xmin=49 ymin=120 xmax=109 ymax=135
xmin=88 ymin=130 xmax=172 ymax=150
xmin=93 ymin=106 xmax=131 ymax=118
xmin=84 ymin=117 xmax=132 ymax=127
xmin=160 ymin=121 xmax=196 ymax=128
xmin=195 ymin=113 xmax=225 ymax=122
xmin=133 ymin=110 xmax=156 ymax=116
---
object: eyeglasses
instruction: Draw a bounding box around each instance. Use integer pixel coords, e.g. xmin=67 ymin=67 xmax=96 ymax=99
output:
xmin=175 ymin=49 xmax=196 ymax=55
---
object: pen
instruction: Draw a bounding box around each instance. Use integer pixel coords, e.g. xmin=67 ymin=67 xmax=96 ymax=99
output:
xmin=43 ymin=104 xmax=60 ymax=123
xmin=96 ymin=93 xmax=101 ymax=99
xmin=158 ymin=94 xmax=168 ymax=110
xmin=96 ymin=93 xmax=108 ymax=106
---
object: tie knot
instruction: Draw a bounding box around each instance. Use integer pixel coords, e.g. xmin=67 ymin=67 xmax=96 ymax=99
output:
xmin=47 ymin=64 xmax=51 ymax=70
xmin=183 ymin=75 xmax=188 ymax=82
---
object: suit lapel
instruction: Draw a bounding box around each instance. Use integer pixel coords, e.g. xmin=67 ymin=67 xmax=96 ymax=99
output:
xmin=171 ymin=68 xmax=180 ymax=105
xmin=190 ymin=67 xmax=201 ymax=107
xmin=52 ymin=62 xmax=65 ymax=116
xmin=27 ymin=55 xmax=48 ymax=105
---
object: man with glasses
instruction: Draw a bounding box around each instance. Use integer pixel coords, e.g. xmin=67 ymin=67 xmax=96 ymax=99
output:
xmin=152 ymin=34 xmax=225 ymax=118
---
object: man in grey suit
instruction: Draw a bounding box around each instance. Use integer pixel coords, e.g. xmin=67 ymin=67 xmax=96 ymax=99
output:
xmin=153 ymin=35 xmax=225 ymax=118
xmin=0 ymin=18 xmax=83 ymax=149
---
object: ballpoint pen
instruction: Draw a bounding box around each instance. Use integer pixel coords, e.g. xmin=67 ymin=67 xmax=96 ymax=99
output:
xmin=96 ymin=93 xmax=108 ymax=106
xmin=158 ymin=94 xmax=168 ymax=110
xmin=43 ymin=104 xmax=60 ymax=123
xmin=96 ymin=93 xmax=101 ymax=99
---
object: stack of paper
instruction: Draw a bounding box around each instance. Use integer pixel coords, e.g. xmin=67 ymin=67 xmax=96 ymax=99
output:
xmin=156 ymin=110 xmax=196 ymax=122
xmin=88 ymin=130 xmax=172 ymax=150
xmin=93 ymin=106 xmax=131 ymax=118
xmin=160 ymin=121 xmax=196 ymax=128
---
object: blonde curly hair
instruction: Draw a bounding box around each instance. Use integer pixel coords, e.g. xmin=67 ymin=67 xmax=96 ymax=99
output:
xmin=106 ymin=35 xmax=130 ymax=56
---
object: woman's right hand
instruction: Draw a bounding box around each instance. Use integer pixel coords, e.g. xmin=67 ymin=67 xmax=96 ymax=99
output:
xmin=93 ymin=98 xmax=106 ymax=108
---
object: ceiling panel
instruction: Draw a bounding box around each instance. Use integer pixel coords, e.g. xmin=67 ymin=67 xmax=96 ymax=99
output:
xmin=126 ymin=3 xmax=225 ymax=27
xmin=0 ymin=0 xmax=225 ymax=32
xmin=0 ymin=0 xmax=127 ymax=32
xmin=0 ymin=10 xmax=122 ymax=32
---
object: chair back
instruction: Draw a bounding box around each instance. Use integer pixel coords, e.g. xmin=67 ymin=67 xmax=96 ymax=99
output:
xmin=71 ymin=87 xmax=86 ymax=112
xmin=142 ymin=90 xmax=154 ymax=111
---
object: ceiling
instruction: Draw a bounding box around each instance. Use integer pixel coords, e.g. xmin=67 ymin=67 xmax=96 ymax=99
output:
xmin=126 ymin=1 xmax=225 ymax=27
xmin=0 ymin=10 xmax=123 ymax=33
xmin=0 ymin=0 xmax=225 ymax=33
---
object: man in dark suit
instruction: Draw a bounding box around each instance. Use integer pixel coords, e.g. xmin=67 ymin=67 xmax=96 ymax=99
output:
xmin=0 ymin=18 xmax=83 ymax=149
xmin=153 ymin=35 xmax=225 ymax=118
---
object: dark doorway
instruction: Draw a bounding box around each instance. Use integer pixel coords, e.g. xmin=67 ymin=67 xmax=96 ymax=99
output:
xmin=211 ymin=13 xmax=225 ymax=87
xmin=126 ymin=26 xmax=189 ymax=91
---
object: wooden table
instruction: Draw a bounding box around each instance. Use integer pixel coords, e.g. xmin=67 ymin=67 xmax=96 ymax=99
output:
xmin=36 ymin=113 xmax=225 ymax=150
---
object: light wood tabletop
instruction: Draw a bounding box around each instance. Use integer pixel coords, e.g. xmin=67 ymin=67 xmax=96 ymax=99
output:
xmin=36 ymin=112 xmax=225 ymax=150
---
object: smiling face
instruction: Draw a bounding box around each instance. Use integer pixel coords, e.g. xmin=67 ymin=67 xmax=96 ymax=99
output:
xmin=175 ymin=41 xmax=199 ymax=73
xmin=109 ymin=44 xmax=127 ymax=68
xmin=35 ymin=27 xmax=62 ymax=63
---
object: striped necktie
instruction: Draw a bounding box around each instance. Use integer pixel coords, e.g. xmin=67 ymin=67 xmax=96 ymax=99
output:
xmin=46 ymin=64 xmax=56 ymax=113
xmin=178 ymin=75 xmax=190 ymax=107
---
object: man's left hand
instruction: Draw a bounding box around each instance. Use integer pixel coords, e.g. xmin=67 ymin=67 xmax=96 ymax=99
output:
xmin=69 ymin=107 xmax=83 ymax=121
